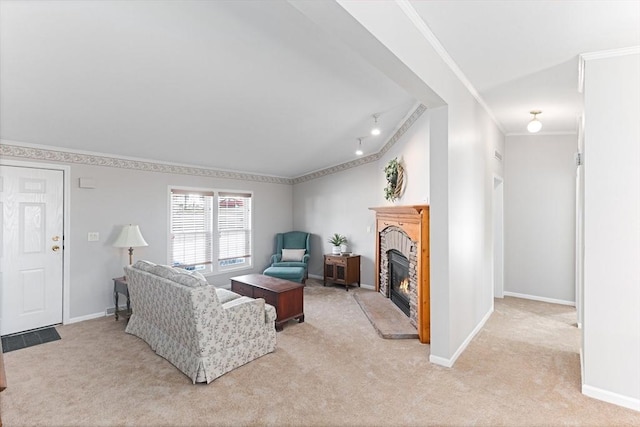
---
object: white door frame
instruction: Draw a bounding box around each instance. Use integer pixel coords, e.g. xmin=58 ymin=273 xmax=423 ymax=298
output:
xmin=0 ymin=159 xmax=71 ymax=327
xmin=492 ymin=174 xmax=504 ymax=300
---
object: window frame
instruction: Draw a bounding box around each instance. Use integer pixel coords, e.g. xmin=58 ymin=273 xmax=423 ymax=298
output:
xmin=167 ymin=186 xmax=253 ymax=276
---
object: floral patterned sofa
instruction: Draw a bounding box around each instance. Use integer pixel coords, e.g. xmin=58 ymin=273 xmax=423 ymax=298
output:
xmin=124 ymin=260 xmax=277 ymax=384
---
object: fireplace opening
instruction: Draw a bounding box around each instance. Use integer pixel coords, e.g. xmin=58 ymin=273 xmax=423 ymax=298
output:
xmin=388 ymin=249 xmax=410 ymax=317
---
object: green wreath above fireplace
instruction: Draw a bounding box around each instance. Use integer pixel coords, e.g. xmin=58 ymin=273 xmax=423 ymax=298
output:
xmin=384 ymin=157 xmax=404 ymax=202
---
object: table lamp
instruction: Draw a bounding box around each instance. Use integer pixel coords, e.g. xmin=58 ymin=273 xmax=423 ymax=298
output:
xmin=113 ymin=224 xmax=148 ymax=265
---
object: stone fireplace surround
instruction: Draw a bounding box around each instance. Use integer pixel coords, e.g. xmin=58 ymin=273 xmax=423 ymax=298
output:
xmin=369 ymin=205 xmax=430 ymax=343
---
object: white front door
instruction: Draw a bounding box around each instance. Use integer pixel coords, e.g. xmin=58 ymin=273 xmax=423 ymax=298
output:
xmin=0 ymin=165 xmax=64 ymax=336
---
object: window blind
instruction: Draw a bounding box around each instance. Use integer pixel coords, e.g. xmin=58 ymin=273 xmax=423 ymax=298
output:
xmin=170 ymin=189 xmax=214 ymax=268
xmin=218 ymin=193 xmax=252 ymax=263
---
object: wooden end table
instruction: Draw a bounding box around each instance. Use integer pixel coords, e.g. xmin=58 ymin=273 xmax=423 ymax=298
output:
xmin=113 ymin=276 xmax=131 ymax=321
xmin=323 ymin=254 xmax=361 ymax=291
xmin=230 ymin=274 xmax=304 ymax=331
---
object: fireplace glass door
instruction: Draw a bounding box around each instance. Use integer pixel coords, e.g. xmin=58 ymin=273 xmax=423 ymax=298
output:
xmin=388 ymin=250 xmax=410 ymax=316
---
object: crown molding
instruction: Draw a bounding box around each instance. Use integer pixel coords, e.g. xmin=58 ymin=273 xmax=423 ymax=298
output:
xmin=505 ymin=131 xmax=578 ymax=137
xmin=580 ymin=46 xmax=640 ymax=61
xmin=579 ymin=46 xmax=640 ymax=93
xmin=395 ymin=0 xmax=506 ymax=134
xmin=292 ymin=103 xmax=427 ymax=184
xmin=0 ymin=141 xmax=293 ymax=185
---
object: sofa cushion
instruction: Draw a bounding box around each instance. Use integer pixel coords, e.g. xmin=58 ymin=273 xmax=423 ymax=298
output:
xmin=281 ymin=248 xmax=305 ymax=262
xmin=133 ymin=260 xmax=156 ymax=272
xmin=190 ymin=271 xmax=208 ymax=283
xmin=150 ymin=264 xmax=177 ymax=279
xmin=172 ymin=270 xmax=206 ymax=288
xmin=216 ymin=288 xmax=242 ymax=304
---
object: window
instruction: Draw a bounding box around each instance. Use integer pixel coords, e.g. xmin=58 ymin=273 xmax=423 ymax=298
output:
xmin=218 ymin=192 xmax=252 ymax=269
xmin=169 ymin=188 xmax=252 ymax=273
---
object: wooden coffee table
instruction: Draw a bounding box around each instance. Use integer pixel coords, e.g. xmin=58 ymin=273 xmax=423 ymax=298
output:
xmin=230 ymin=274 xmax=304 ymax=331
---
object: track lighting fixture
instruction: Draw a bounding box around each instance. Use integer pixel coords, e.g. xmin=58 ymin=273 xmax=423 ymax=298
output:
xmin=527 ymin=110 xmax=542 ymax=133
xmin=371 ymin=114 xmax=381 ymax=136
xmin=355 ymin=138 xmax=363 ymax=156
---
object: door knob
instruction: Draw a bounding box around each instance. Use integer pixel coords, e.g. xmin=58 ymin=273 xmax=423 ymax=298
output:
xmin=52 ymin=236 xmax=60 ymax=241
xmin=52 ymin=245 xmax=60 ymax=252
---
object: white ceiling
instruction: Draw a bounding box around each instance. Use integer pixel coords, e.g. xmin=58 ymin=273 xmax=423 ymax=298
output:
xmin=410 ymin=0 xmax=640 ymax=134
xmin=1 ymin=1 xmax=639 ymax=177
xmin=0 ymin=0 xmax=416 ymax=178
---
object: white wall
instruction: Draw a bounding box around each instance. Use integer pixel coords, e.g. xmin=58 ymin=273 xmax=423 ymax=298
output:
xmin=582 ymin=52 xmax=640 ymax=410
xmin=0 ymin=152 xmax=293 ymax=321
xmin=336 ymin=1 xmax=505 ymax=365
xmin=293 ymin=162 xmax=378 ymax=284
xmin=292 ymin=111 xmax=430 ymax=286
xmin=378 ymin=111 xmax=431 ymax=205
xmin=504 ymin=134 xmax=577 ymax=304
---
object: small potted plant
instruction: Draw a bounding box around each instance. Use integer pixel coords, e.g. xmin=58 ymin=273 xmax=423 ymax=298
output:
xmin=328 ymin=233 xmax=347 ymax=255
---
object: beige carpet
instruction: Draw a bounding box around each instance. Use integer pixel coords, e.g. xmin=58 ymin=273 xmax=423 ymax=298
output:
xmin=1 ymin=279 xmax=639 ymax=426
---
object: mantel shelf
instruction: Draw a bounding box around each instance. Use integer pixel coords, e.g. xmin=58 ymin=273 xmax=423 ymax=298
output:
xmin=369 ymin=205 xmax=429 ymax=216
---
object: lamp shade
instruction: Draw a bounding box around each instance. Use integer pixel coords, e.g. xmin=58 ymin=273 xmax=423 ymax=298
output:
xmin=113 ymin=224 xmax=148 ymax=248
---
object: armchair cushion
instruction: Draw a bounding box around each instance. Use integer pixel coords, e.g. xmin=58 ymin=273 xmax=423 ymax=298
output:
xmin=281 ymin=248 xmax=306 ymax=262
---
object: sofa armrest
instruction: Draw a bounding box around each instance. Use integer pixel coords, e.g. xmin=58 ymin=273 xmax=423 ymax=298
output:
xmin=223 ymin=297 xmax=272 ymax=332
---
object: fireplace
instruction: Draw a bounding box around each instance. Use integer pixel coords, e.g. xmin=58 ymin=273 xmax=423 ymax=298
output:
xmin=370 ymin=205 xmax=430 ymax=343
xmin=388 ymin=250 xmax=410 ymax=316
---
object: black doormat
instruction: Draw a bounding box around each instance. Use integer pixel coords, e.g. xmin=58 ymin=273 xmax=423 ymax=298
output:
xmin=1 ymin=326 xmax=61 ymax=353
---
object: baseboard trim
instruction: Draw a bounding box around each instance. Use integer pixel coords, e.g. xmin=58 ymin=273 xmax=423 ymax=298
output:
xmin=582 ymin=384 xmax=640 ymax=412
xmin=428 ymin=355 xmax=453 ymax=367
xmin=67 ymin=311 xmax=106 ymax=324
xmin=429 ymin=307 xmax=493 ymax=368
xmin=308 ymin=274 xmax=374 ymax=290
xmin=503 ymin=291 xmax=575 ymax=307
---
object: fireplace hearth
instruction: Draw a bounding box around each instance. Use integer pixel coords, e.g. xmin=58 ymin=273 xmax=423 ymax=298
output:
xmin=388 ymin=250 xmax=410 ymax=317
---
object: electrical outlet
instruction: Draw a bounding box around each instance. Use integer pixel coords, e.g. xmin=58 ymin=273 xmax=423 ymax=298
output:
xmin=88 ymin=232 xmax=99 ymax=242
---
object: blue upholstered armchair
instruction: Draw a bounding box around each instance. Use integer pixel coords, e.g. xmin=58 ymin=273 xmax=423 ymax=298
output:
xmin=270 ymin=231 xmax=310 ymax=278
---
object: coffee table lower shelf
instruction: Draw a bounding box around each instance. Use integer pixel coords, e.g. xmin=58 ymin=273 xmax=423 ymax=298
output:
xmin=230 ymin=274 xmax=304 ymax=331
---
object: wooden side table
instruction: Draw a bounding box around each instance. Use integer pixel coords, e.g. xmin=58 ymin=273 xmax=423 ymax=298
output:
xmin=323 ymin=254 xmax=361 ymax=291
xmin=113 ymin=276 xmax=131 ymax=321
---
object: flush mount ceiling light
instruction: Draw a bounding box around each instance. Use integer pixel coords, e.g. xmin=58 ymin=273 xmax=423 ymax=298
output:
xmin=371 ymin=114 xmax=381 ymax=136
xmin=355 ymin=138 xmax=364 ymax=156
xmin=527 ymin=110 xmax=542 ymax=133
